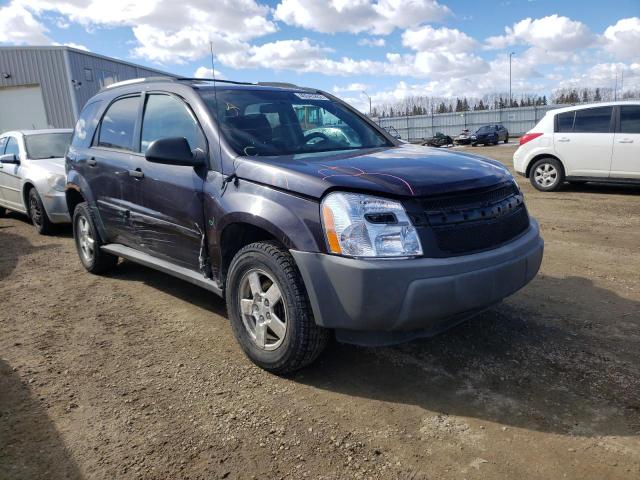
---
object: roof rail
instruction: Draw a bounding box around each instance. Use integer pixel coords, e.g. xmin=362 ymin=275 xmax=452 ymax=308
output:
xmin=176 ymin=77 xmax=255 ymax=86
xmin=256 ymin=82 xmax=300 ymax=88
xmin=103 ymin=76 xmax=173 ymax=89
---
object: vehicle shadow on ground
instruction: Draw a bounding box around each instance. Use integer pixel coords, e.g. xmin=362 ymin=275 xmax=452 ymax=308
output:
xmin=561 ymin=182 xmax=640 ymax=196
xmin=109 ymin=260 xmax=227 ymax=316
xmin=295 ymin=275 xmax=640 ymax=438
xmin=0 ymin=359 xmax=82 ymax=480
xmin=0 ymin=229 xmax=58 ymax=280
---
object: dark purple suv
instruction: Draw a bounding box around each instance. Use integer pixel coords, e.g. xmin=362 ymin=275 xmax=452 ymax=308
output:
xmin=66 ymin=78 xmax=543 ymax=373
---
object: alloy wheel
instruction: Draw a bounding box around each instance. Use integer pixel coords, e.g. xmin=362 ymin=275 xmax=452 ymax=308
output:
xmin=534 ymin=163 xmax=558 ymax=188
xmin=77 ymin=215 xmax=95 ymax=263
xmin=239 ymin=269 xmax=287 ymax=351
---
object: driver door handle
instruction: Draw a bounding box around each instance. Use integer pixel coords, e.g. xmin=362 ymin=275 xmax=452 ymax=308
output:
xmin=128 ymin=168 xmax=144 ymax=179
xmin=557 ymin=137 xmax=570 ymax=142
xmin=617 ymin=138 xmax=634 ymax=144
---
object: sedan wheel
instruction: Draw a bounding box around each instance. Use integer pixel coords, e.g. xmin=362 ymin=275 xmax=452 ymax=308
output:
xmin=28 ymin=188 xmax=54 ymax=234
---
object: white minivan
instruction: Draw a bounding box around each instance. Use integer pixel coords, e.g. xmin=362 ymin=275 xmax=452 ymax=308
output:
xmin=513 ymin=101 xmax=639 ymax=191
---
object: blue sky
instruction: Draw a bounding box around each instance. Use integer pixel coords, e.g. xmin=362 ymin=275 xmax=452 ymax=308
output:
xmin=1 ymin=0 xmax=638 ymax=110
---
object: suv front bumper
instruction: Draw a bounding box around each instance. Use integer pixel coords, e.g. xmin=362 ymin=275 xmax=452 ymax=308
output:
xmin=291 ymin=219 xmax=543 ymax=343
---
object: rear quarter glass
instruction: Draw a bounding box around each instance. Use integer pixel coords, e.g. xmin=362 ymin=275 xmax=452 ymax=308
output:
xmin=72 ymin=101 xmax=102 ymax=149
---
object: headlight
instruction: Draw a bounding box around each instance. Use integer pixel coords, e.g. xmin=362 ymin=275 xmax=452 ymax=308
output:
xmin=321 ymin=192 xmax=423 ymax=258
xmin=46 ymin=173 xmax=65 ymax=192
xmin=471 ymin=135 xmax=477 ymax=139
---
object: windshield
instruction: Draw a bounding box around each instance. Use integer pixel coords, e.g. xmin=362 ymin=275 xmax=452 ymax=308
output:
xmin=199 ymin=89 xmax=391 ymax=156
xmin=476 ymin=126 xmax=494 ymax=134
xmin=24 ymin=133 xmax=72 ymax=159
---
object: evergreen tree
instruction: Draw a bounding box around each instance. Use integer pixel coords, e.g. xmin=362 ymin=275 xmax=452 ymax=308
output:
xmin=594 ymin=88 xmax=602 ymax=101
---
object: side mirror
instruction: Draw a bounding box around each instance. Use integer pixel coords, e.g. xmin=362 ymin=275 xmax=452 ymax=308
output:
xmin=145 ymin=137 xmax=204 ymax=167
xmin=0 ymin=153 xmax=19 ymax=164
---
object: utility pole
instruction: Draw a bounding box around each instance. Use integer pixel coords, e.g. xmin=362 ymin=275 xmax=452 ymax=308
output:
xmin=362 ymin=91 xmax=372 ymax=116
xmin=509 ymin=52 xmax=515 ymax=108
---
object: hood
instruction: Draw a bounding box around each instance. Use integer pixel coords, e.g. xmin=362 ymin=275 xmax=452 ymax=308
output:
xmin=234 ymin=143 xmax=513 ymax=198
xmin=30 ymin=157 xmax=66 ymax=176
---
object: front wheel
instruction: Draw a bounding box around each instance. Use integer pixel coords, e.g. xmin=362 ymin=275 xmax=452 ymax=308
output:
xmin=226 ymin=241 xmax=329 ymax=374
xmin=28 ymin=188 xmax=54 ymax=235
xmin=504 ymin=136 xmax=509 ymax=144
xmin=73 ymin=202 xmax=118 ymax=274
xmin=530 ymin=158 xmax=564 ymax=192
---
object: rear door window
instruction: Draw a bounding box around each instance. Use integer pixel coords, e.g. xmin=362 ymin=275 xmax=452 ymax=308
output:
xmin=140 ymin=94 xmax=206 ymax=154
xmin=97 ymin=96 xmax=140 ymax=151
xmin=620 ymin=105 xmax=640 ymax=134
xmin=572 ymin=107 xmax=613 ymax=133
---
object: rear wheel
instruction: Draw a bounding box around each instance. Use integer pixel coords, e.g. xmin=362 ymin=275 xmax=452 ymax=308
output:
xmin=0 ymin=206 xmax=6 ymax=217
xmin=28 ymin=188 xmax=54 ymax=235
xmin=226 ymin=241 xmax=329 ymax=374
xmin=73 ymin=202 xmax=118 ymax=274
xmin=530 ymin=157 xmax=564 ymax=192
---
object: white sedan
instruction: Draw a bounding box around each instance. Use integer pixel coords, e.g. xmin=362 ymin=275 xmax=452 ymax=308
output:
xmin=0 ymin=129 xmax=73 ymax=234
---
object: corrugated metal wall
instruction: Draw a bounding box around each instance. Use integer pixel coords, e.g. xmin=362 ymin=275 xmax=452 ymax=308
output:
xmin=0 ymin=47 xmax=76 ymax=128
xmin=67 ymin=49 xmax=173 ymax=112
xmin=377 ymin=105 xmax=561 ymax=141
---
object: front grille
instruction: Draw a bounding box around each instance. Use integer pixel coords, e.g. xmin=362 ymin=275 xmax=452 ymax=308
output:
xmin=431 ymin=207 xmax=529 ymax=254
xmin=418 ymin=182 xmax=530 ymax=255
xmin=421 ymin=182 xmax=518 ymax=211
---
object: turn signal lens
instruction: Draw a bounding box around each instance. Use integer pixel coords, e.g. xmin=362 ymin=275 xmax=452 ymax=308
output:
xmin=322 ymin=205 xmax=342 ymax=254
xmin=519 ymin=132 xmax=543 ymax=145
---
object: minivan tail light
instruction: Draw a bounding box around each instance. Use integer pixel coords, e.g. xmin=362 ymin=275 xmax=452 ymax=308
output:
xmin=519 ymin=133 xmax=543 ymax=145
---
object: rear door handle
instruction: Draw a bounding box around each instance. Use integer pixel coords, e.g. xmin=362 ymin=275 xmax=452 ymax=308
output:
xmin=557 ymin=137 xmax=570 ymax=142
xmin=128 ymin=168 xmax=144 ymax=179
xmin=617 ymin=139 xmax=634 ymax=144
xmin=87 ymin=157 xmax=97 ymax=167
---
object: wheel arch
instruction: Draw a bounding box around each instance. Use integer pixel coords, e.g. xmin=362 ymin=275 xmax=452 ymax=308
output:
xmin=21 ymin=181 xmax=36 ymax=212
xmin=218 ymin=221 xmax=285 ymax=283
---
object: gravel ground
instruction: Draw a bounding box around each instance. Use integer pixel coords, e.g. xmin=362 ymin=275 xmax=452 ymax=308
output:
xmin=1 ymin=145 xmax=639 ymax=479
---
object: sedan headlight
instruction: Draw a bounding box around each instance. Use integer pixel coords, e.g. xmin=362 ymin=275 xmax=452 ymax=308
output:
xmin=46 ymin=173 xmax=66 ymax=192
xmin=321 ymin=192 xmax=422 ymax=258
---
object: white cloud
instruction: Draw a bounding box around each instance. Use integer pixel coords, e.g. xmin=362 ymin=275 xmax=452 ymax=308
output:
xmin=402 ymin=25 xmax=477 ymax=53
xmin=358 ymin=37 xmax=386 ymax=47
xmin=558 ymin=62 xmax=639 ymax=89
xmin=0 ymin=2 xmax=51 ymax=45
xmin=12 ymin=0 xmax=276 ymax=64
xmin=58 ymin=42 xmax=90 ymax=51
xmin=193 ymin=66 xmax=225 ymax=79
xmin=485 ymin=15 xmax=595 ymax=51
xmin=274 ymin=0 xmax=450 ymax=35
xmin=602 ymin=17 xmax=640 ymax=61
xmin=333 ymin=83 xmax=371 ymax=93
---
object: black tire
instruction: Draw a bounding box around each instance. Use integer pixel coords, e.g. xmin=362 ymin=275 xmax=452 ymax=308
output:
xmin=73 ymin=202 xmax=118 ymax=274
xmin=226 ymin=241 xmax=329 ymax=374
xmin=504 ymin=136 xmax=509 ymax=144
xmin=529 ymin=157 xmax=565 ymax=192
xmin=471 ymin=143 xmax=477 ymax=147
xmin=0 ymin=206 xmax=6 ymax=217
xmin=28 ymin=188 xmax=55 ymax=235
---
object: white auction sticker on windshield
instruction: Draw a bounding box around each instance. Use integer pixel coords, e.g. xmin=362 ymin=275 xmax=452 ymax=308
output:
xmin=294 ymin=93 xmax=328 ymax=101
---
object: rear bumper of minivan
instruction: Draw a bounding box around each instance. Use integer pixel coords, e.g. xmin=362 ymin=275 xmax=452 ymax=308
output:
xmin=291 ymin=219 xmax=543 ymax=344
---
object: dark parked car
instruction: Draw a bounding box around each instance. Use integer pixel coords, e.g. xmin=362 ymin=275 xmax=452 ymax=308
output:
xmin=422 ymin=132 xmax=453 ymax=147
xmin=471 ymin=124 xmax=509 ymax=146
xmin=66 ymin=78 xmax=543 ymax=373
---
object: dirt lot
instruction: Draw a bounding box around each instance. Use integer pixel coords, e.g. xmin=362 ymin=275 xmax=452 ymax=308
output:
xmin=1 ymin=144 xmax=639 ymax=480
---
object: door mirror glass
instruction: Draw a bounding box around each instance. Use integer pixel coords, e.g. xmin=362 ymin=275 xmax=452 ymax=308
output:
xmin=0 ymin=153 xmax=19 ymax=164
xmin=145 ymin=137 xmax=203 ymax=166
